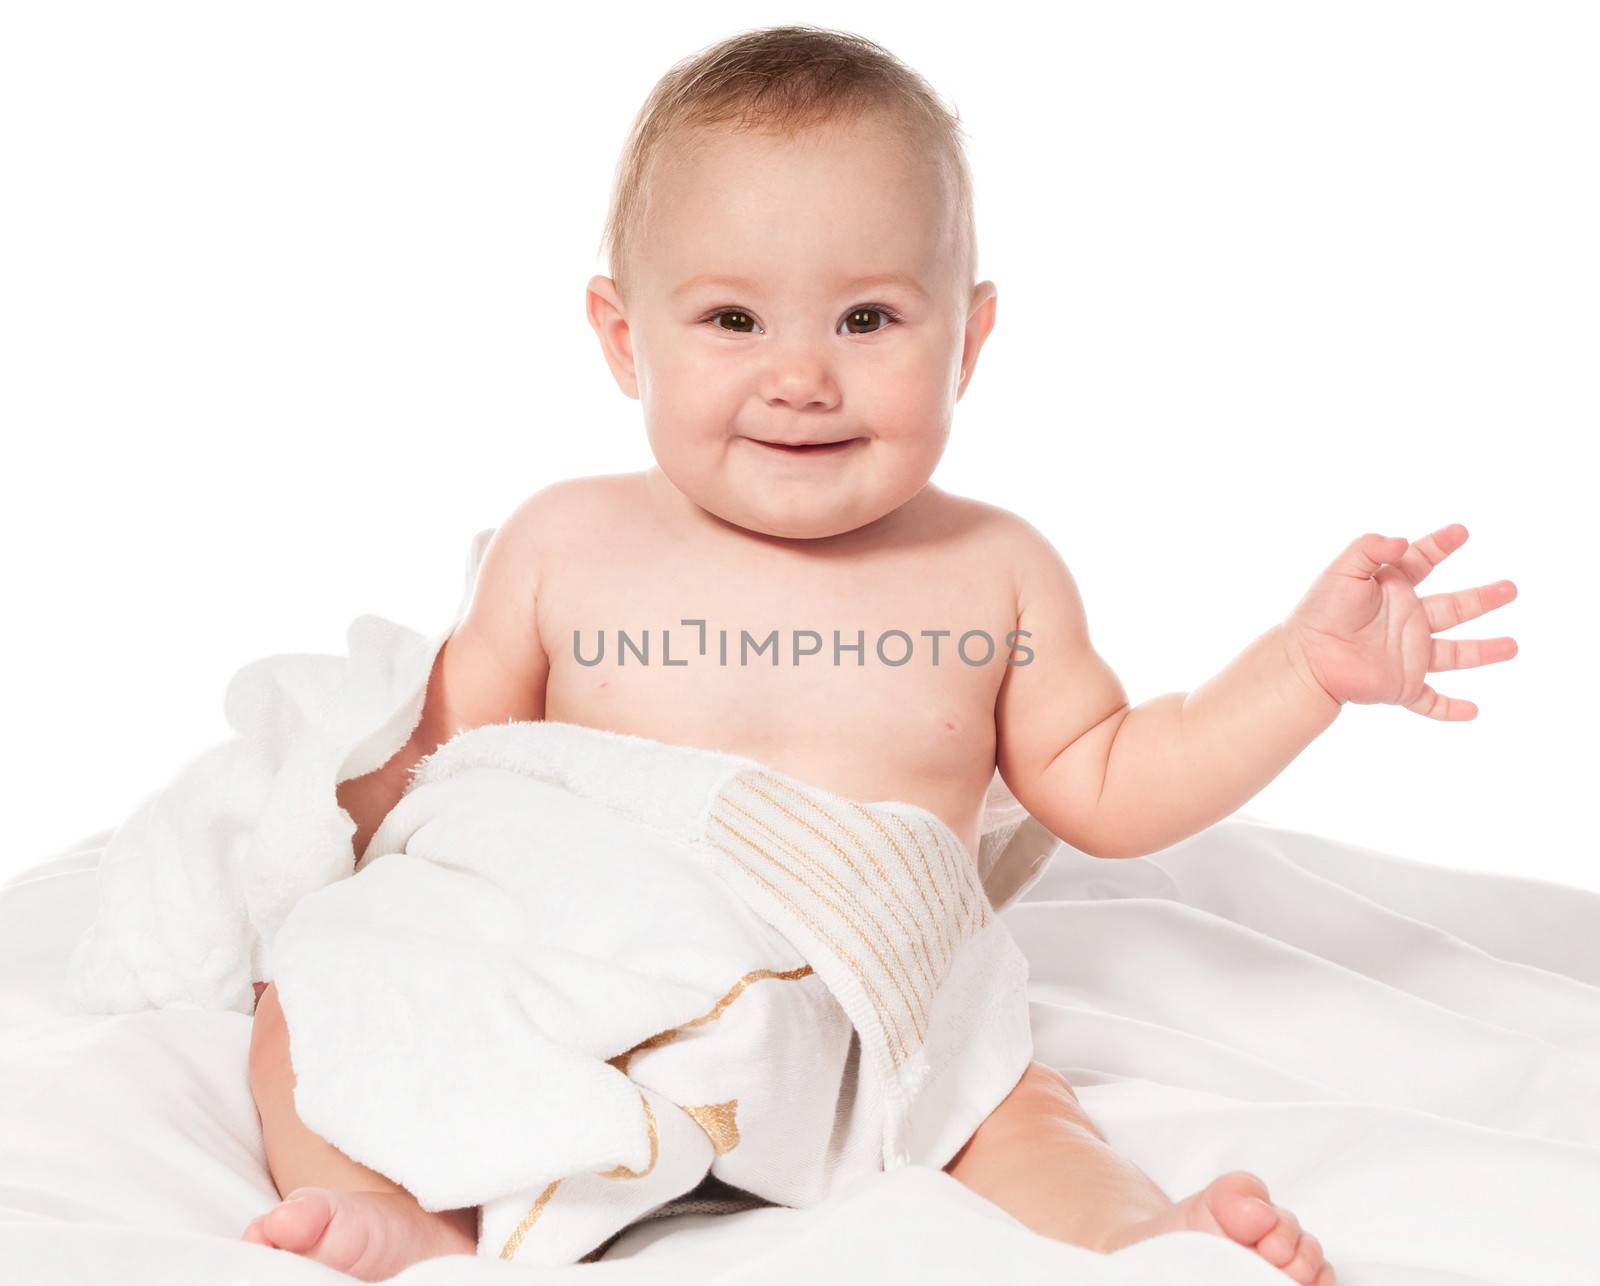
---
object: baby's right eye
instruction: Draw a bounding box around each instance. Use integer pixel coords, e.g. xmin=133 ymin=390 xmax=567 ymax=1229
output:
xmin=707 ymin=309 xmax=760 ymax=334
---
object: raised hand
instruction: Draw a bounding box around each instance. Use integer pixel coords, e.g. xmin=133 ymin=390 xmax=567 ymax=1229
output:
xmin=1282 ymin=524 xmax=1518 ymax=721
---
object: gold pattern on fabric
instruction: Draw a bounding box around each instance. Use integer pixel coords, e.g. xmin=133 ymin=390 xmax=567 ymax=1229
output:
xmin=925 ymin=816 xmax=991 ymax=928
xmin=892 ymin=810 xmax=975 ymax=933
xmin=728 ymin=851 xmax=912 ymax=1064
xmin=500 ymin=966 xmax=814 ymax=1260
xmin=597 ymin=1093 xmax=659 ymax=1179
xmin=607 ymin=965 xmax=815 ymax=1075
xmin=681 ymin=1100 xmax=741 ymax=1154
xmin=815 ymin=796 xmax=946 ymax=992
xmin=708 ymin=811 xmax=918 ymax=1058
xmin=747 ymin=777 xmax=940 ymax=995
xmin=494 ymin=762 xmax=1002 ymax=1265
xmin=849 ymin=799 xmax=952 ymax=969
xmin=715 ymin=795 xmax=894 ymax=958
xmin=765 ymin=775 xmax=945 ymax=989
xmin=718 ymin=794 xmax=895 ymax=953
xmin=498 ymin=1179 xmax=562 ymax=1260
xmin=714 ymin=795 xmax=928 ymax=1037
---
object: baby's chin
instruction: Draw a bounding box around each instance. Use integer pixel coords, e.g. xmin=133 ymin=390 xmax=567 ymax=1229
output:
xmin=649 ymin=448 xmax=937 ymax=542
xmin=734 ymin=510 xmax=869 ymax=541
xmin=711 ymin=481 xmax=927 ymax=543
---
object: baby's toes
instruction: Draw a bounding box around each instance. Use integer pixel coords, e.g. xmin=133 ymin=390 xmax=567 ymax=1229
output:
xmin=241 ymin=1214 xmax=270 ymax=1246
xmin=1314 ymin=1264 xmax=1337 ymax=1286
xmin=1204 ymin=1171 xmax=1278 ymax=1246
xmin=262 ymin=1188 xmax=337 ymax=1253
xmin=1254 ymin=1206 xmax=1302 ymax=1269
xmin=1284 ymin=1230 xmax=1329 ymax=1285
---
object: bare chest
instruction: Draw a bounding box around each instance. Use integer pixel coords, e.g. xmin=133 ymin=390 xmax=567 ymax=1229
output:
xmin=537 ymin=531 xmax=1018 ymax=860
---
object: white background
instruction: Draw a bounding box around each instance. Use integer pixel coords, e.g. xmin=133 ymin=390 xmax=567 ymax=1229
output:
xmin=2 ymin=2 xmax=1595 ymax=888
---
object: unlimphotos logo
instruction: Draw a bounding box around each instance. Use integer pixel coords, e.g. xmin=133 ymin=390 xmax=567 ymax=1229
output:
xmin=572 ymin=620 xmax=1034 ymax=667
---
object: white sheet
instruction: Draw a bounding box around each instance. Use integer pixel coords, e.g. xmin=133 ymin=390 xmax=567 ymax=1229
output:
xmin=5 ymin=817 xmax=1597 ymax=1284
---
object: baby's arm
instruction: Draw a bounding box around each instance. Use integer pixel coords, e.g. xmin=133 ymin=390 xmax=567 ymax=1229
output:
xmin=337 ymin=504 xmax=551 ymax=861
xmin=949 ymin=520 xmax=1331 ymax=1254
xmin=993 ymin=520 xmax=1339 ymax=860
xmin=249 ymin=499 xmax=549 ymax=1214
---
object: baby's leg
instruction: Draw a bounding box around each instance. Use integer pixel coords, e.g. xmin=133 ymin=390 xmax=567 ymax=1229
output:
xmin=945 ymin=1062 xmax=1334 ymax=1285
xmin=242 ymin=982 xmax=478 ymax=1280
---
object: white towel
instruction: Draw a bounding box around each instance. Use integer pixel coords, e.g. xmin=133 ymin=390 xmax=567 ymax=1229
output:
xmin=270 ymin=717 xmax=1034 ymax=1266
xmin=65 ymin=526 xmax=1061 ymax=1018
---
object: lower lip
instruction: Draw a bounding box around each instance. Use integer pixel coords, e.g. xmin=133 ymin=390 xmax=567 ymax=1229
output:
xmin=750 ymin=438 xmax=862 ymax=455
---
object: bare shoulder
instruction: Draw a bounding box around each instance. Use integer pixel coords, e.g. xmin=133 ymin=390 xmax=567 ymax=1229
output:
xmin=984 ymin=500 xmax=1130 ymax=857
xmin=915 ymin=484 xmax=1036 ymax=539
xmin=436 ymin=474 xmax=632 ymax=726
xmin=479 ymin=471 xmax=646 ymax=650
xmin=484 ymin=472 xmax=643 ymax=592
xmin=998 ymin=509 xmax=1091 ymax=644
xmin=375 ymin=475 xmax=642 ymax=762
xmin=917 ymin=488 xmax=1088 ymax=638
xmin=500 ymin=472 xmax=636 ymax=554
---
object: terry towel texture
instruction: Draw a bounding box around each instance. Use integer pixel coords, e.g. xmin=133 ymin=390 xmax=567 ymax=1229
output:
xmin=64 ymin=525 xmax=1057 ymax=1266
xmin=274 ymin=718 xmax=1033 ymax=1264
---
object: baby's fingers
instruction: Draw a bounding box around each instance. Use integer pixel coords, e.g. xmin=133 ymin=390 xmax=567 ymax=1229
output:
xmin=1430 ymin=635 xmax=1519 ymax=673
xmin=1423 ymin=579 xmax=1517 ymax=632
xmin=1405 ymin=682 xmax=1478 ymax=721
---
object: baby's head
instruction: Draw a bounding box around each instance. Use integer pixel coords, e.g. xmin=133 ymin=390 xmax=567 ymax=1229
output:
xmin=586 ymin=26 xmax=997 ymax=543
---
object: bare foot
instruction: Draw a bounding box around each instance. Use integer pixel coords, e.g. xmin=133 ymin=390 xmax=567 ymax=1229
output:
xmin=240 ymin=1187 xmax=477 ymax=1281
xmin=1107 ymin=1171 xmax=1335 ymax=1285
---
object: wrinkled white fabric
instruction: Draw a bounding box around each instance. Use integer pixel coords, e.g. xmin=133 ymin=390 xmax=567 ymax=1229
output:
xmin=271 ymin=719 xmax=1031 ymax=1265
xmin=9 ymin=818 xmax=1600 ymax=1283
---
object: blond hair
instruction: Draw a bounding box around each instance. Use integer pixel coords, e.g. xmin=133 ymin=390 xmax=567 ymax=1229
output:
xmin=598 ymin=25 xmax=977 ymax=304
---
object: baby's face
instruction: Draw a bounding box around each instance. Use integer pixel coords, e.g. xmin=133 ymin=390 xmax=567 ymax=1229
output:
xmin=588 ymin=114 xmax=997 ymax=541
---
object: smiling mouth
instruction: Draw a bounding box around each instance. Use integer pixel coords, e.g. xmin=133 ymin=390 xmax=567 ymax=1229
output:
xmin=749 ymin=437 xmax=863 ymax=455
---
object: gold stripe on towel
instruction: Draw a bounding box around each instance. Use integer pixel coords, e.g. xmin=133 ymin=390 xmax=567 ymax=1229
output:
xmin=890 ymin=810 xmax=977 ymax=935
xmin=714 ymin=797 xmax=928 ymax=1034
xmin=728 ymin=852 xmax=913 ymax=1065
xmin=748 ymin=777 xmax=941 ymax=995
xmin=765 ymin=775 xmax=946 ymax=987
xmin=849 ymin=799 xmax=952 ymax=969
xmin=681 ymin=1100 xmax=740 ymax=1155
xmin=925 ymin=815 xmax=991 ymax=930
xmin=710 ymin=812 xmax=921 ymax=1055
xmin=706 ymin=768 xmax=1006 ymax=1088
xmin=504 ymin=967 xmax=813 ymax=1260
xmin=498 ymin=1179 xmax=562 ymax=1260
xmin=608 ymin=965 xmax=814 ymax=1076
xmin=597 ymin=1093 xmax=659 ymax=1179
xmin=719 ymin=795 xmax=900 ymax=960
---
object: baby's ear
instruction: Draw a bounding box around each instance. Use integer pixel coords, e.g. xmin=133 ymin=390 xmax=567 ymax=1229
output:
xmin=586 ymin=275 xmax=640 ymax=399
xmin=586 ymin=274 xmax=627 ymax=327
xmin=956 ymin=281 xmax=999 ymax=400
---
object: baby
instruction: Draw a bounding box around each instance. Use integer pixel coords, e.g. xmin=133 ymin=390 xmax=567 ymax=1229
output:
xmin=241 ymin=24 xmax=1518 ymax=1284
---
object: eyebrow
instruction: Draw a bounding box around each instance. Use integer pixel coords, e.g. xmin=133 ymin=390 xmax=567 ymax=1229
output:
xmin=670 ymin=272 xmax=930 ymax=302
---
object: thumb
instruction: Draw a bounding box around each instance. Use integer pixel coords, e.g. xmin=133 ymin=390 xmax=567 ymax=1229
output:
xmin=1331 ymin=532 xmax=1408 ymax=579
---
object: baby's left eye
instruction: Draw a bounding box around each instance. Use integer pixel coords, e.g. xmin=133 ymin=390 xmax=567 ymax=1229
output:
xmin=839 ymin=305 xmax=901 ymax=336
